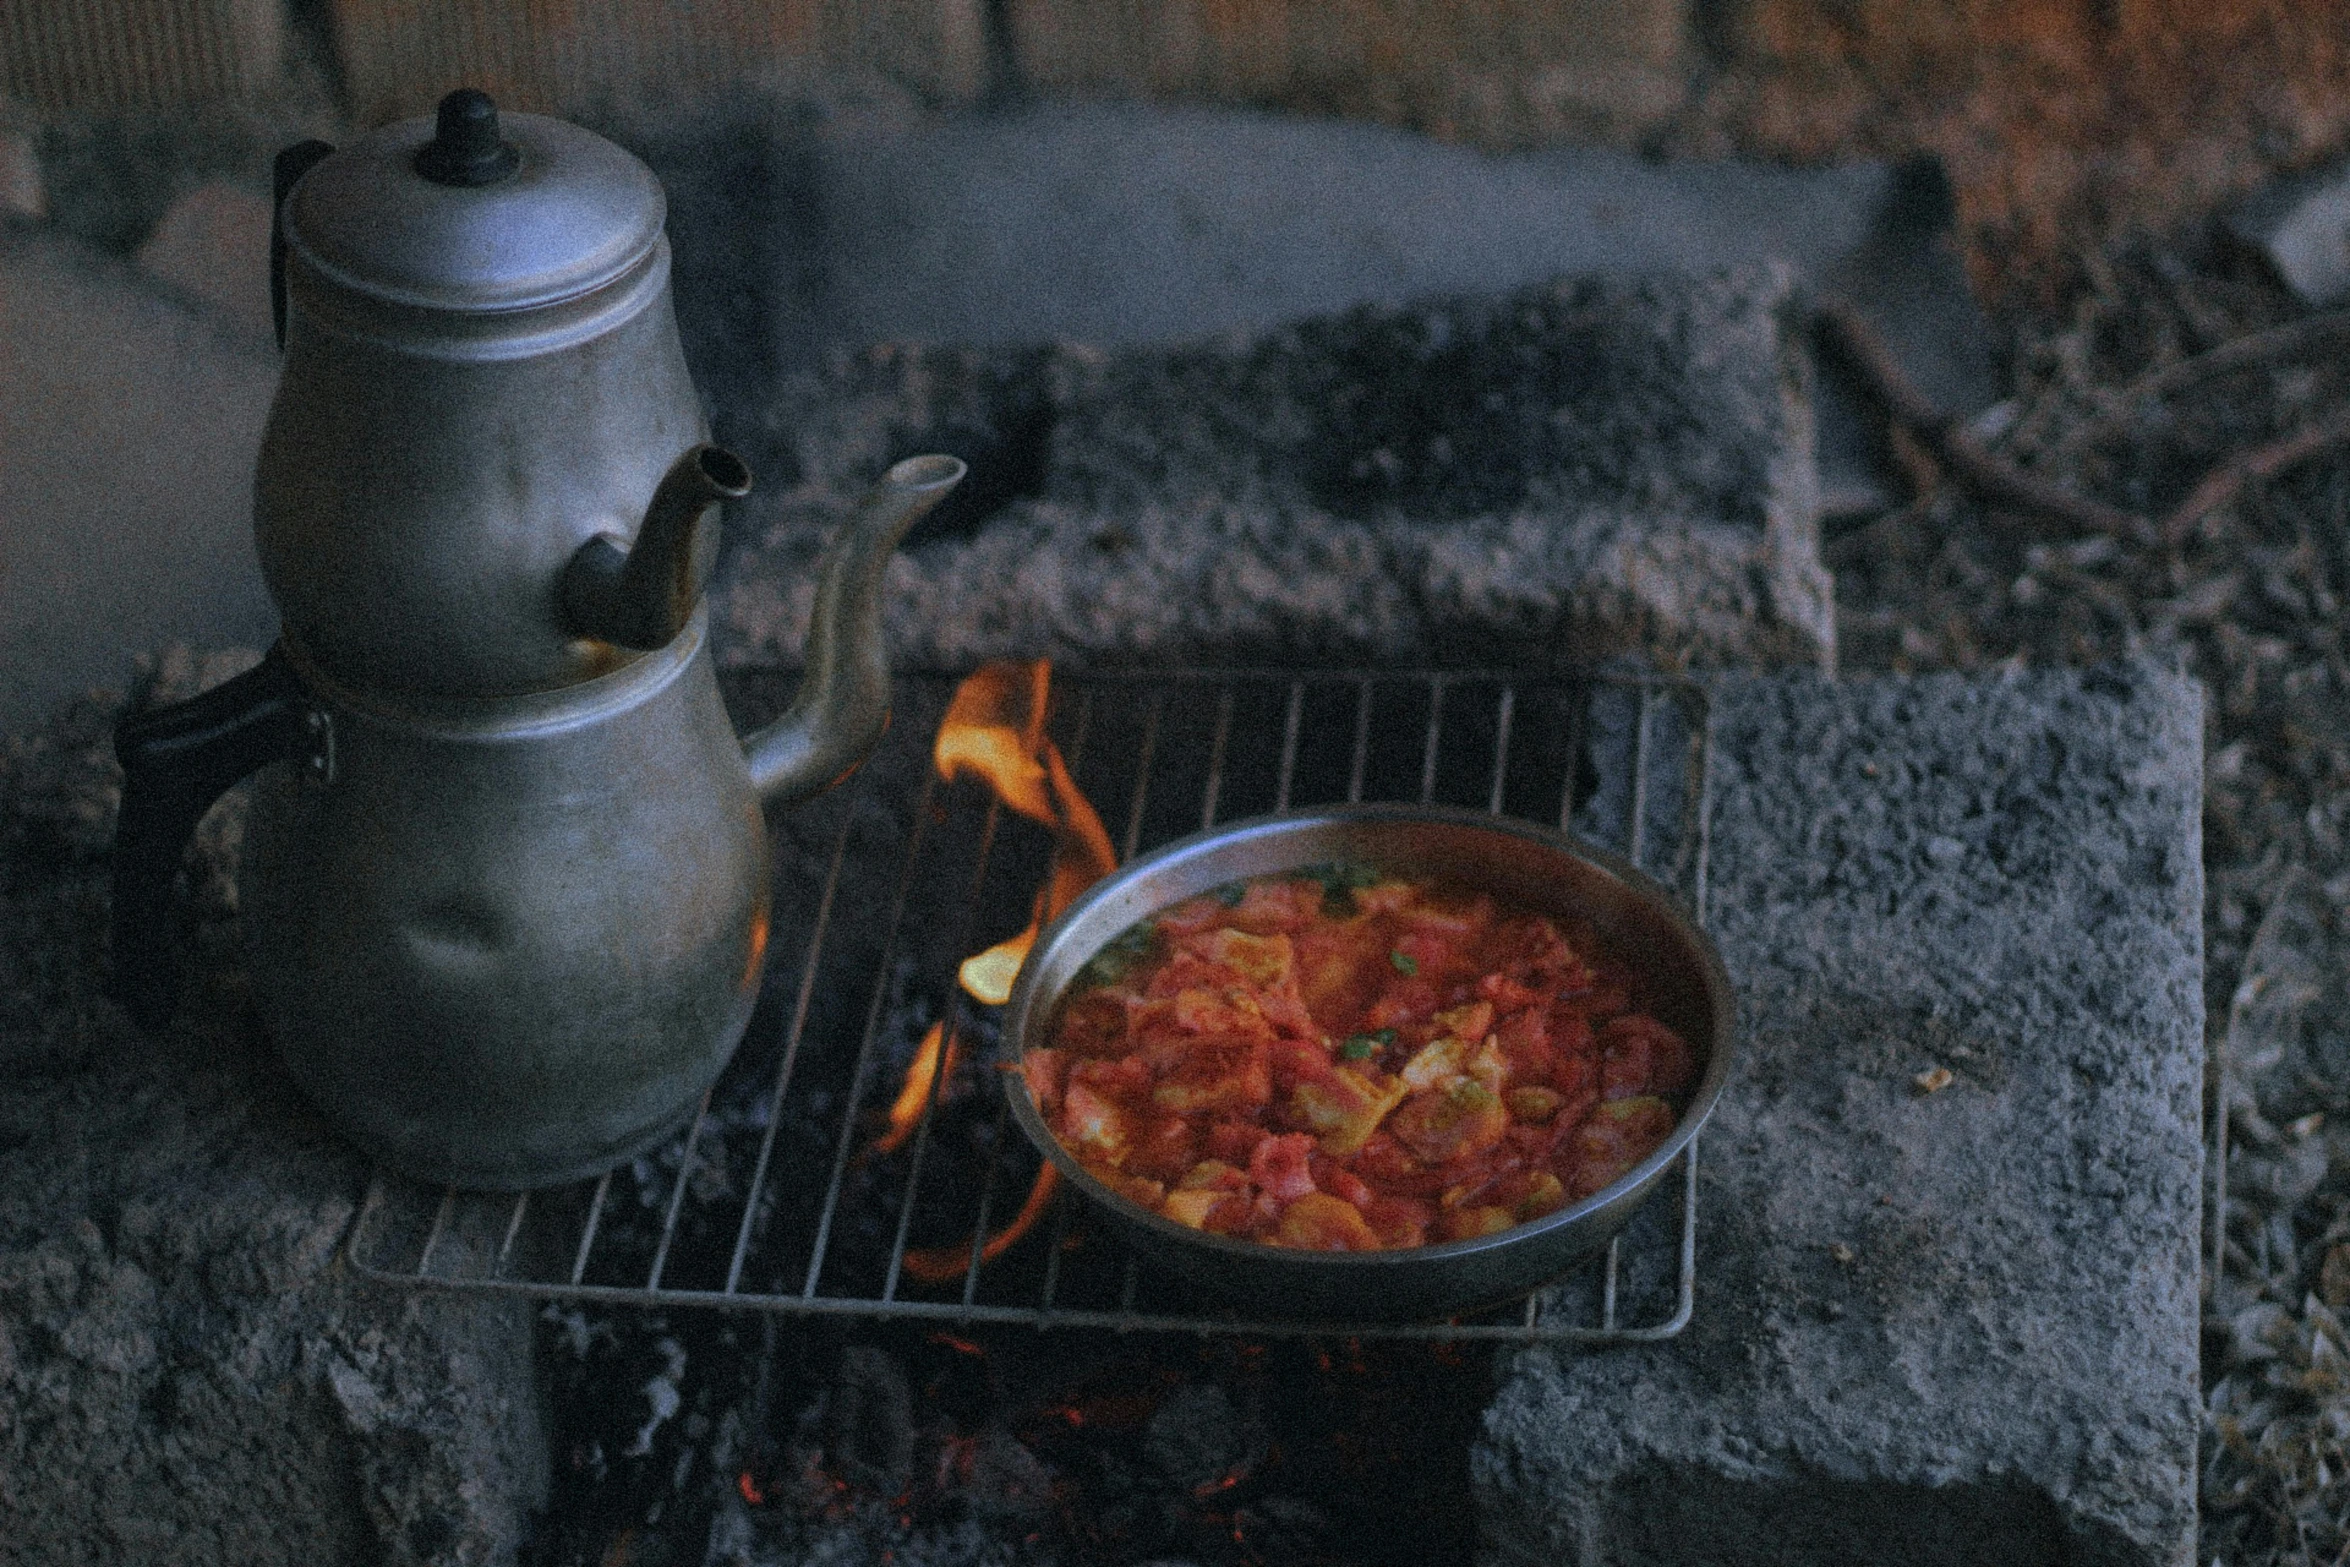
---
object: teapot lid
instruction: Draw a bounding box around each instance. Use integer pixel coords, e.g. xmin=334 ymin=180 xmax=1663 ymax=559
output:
xmin=284 ymin=90 xmax=664 ymax=314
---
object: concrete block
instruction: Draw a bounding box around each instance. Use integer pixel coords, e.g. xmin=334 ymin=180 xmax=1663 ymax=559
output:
xmin=628 ymin=99 xmax=1988 ymax=524
xmin=1474 ymin=663 xmax=2205 ymax=1566
xmin=134 ymin=180 xmax=273 ymax=343
xmin=712 ymin=265 xmax=1832 ymax=675
xmin=0 ymin=664 xmax=545 ymax=1567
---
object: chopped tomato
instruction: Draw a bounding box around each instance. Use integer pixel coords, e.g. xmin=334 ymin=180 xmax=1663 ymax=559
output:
xmin=1359 ymin=1193 xmax=1432 ymax=1247
xmin=1204 ymin=1119 xmax=1265 ymax=1165
xmin=1058 ymin=1083 xmax=1129 ymax=1165
xmin=1248 ymin=1131 xmax=1318 ymax=1200
xmin=1020 ymin=1047 xmax=1068 ymax=1115
xmin=1126 ymin=1113 xmax=1202 ymax=1182
xmin=1055 ymin=990 xmax=1134 ymax=1057
xmin=1226 ymin=877 xmax=1323 ymax=934
xmin=1363 ymin=979 xmax=1442 ymax=1031
xmin=1145 ymin=1034 xmax=1273 ymax=1115
xmin=1269 ymin=1037 xmax=1340 ymax=1095
xmin=1315 ymin=1161 xmax=1375 ymax=1209
xmin=1069 ymin=1054 xmax=1152 ymax=1097
xmin=1598 ymin=1014 xmax=1696 ymax=1097
xmin=1476 ymin=971 xmax=1544 ymax=1013
xmin=1346 ymin=1129 xmax=1448 ymax=1197
xmin=1157 ymin=894 xmax=1238 ymax=937
xmin=1558 ymin=1095 xmax=1676 ymax=1197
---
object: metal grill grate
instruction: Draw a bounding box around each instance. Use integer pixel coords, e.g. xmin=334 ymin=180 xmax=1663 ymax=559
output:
xmin=347 ymin=669 xmax=1713 ymax=1343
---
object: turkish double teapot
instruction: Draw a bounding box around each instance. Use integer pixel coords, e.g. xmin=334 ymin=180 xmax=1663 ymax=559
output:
xmin=108 ymin=90 xmax=963 ymax=1189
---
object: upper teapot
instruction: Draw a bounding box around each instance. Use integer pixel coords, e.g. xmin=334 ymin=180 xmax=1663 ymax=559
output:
xmin=261 ymin=91 xmax=714 ymax=696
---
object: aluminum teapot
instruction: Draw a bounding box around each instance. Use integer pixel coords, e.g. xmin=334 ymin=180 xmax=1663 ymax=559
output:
xmin=108 ymin=90 xmax=963 ymax=1189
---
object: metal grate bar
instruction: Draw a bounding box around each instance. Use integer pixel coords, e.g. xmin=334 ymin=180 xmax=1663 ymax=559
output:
xmin=723 ymin=812 xmax=854 ymax=1294
xmin=1629 ymin=684 xmax=1654 ymax=866
xmin=1419 ymin=676 xmax=1445 ymax=804
xmin=644 ymin=1088 xmax=712 ymax=1290
xmin=1488 ymin=686 xmax=1515 ymax=817
xmin=496 ymin=1192 xmax=528 ymax=1279
xmin=955 ymin=1090 xmax=1020 ymax=1306
xmin=1200 ymin=687 xmax=1234 ymax=829
xmin=418 ymin=1187 xmax=455 ymax=1277
xmin=569 ymin=1172 xmax=611 ymax=1287
xmin=1122 ymin=691 xmax=1164 ymax=862
xmin=349 ymin=670 xmax=1715 ymax=1344
xmin=1347 ymin=679 xmax=1373 ymax=804
xmin=800 ymin=767 xmax=943 ymax=1298
xmin=1275 ymin=680 xmax=1306 ymax=812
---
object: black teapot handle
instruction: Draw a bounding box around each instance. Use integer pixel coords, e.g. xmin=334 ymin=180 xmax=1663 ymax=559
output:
xmin=270 ymin=139 xmax=336 ymax=349
xmin=108 ymin=648 xmax=312 ymax=1029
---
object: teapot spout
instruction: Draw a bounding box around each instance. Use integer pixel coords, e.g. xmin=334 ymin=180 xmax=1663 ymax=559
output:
xmin=743 ymin=454 xmax=965 ymax=805
xmin=562 ymin=444 xmax=753 ymax=649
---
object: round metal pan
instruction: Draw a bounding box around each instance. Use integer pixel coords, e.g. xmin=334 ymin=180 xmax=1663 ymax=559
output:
xmin=999 ymin=803 xmax=1736 ymax=1323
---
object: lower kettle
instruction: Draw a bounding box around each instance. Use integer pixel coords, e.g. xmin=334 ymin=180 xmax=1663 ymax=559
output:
xmin=239 ymin=612 xmax=768 ymax=1188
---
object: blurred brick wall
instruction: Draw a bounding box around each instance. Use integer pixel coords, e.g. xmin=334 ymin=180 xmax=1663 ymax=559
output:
xmin=325 ymin=0 xmax=988 ymax=123
xmin=299 ymin=0 xmax=2350 ymax=297
xmin=0 ymin=0 xmax=286 ymax=112
xmin=1670 ymin=0 xmax=2350 ymax=298
xmin=1003 ymin=0 xmax=1689 ymax=143
xmin=11 ymin=0 xmax=2350 ymax=295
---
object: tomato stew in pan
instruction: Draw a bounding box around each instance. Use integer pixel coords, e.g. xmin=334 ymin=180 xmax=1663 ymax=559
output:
xmin=1025 ymin=865 xmax=1695 ymax=1252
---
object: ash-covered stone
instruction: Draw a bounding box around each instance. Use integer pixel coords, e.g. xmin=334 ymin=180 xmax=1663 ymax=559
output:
xmin=1474 ymin=662 xmax=2204 ymax=1566
xmin=714 ymin=267 xmax=1831 ymax=674
xmin=0 ymin=662 xmax=545 ymax=1567
xmin=1143 ymin=1383 xmax=1266 ymax=1499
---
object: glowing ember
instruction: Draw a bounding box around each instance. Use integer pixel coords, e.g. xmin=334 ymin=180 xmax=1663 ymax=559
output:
xmin=879 ymin=660 xmax=1115 ymax=1279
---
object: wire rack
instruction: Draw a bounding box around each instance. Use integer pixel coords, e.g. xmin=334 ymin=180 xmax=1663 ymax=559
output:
xmin=347 ymin=668 xmax=1714 ymax=1343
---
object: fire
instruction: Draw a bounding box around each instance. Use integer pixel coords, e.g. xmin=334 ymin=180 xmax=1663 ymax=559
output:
xmin=883 ymin=659 xmax=1113 ymax=1280
xmin=900 ymin=1162 xmax=1060 ymax=1283
xmin=935 ymin=661 xmax=1118 ymax=1005
xmin=871 ymin=1022 xmax=960 ymax=1157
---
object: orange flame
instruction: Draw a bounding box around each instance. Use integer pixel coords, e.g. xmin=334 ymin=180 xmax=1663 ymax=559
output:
xmin=882 ymin=659 xmax=1113 ymax=1278
xmin=900 ymin=1163 xmax=1062 ymax=1283
xmin=871 ymin=1021 xmax=961 ymax=1156
xmin=936 ymin=661 xmax=1118 ymax=1006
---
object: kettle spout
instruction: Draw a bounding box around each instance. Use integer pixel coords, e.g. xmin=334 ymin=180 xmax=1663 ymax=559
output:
xmin=743 ymin=454 xmax=965 ymax=805
xmin=562 ymin=444 xmax=754 ymax=649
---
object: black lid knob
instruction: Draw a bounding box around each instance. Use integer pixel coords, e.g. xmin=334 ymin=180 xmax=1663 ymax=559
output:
xmin=415 ymin=89 xmax=520 ymax=186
